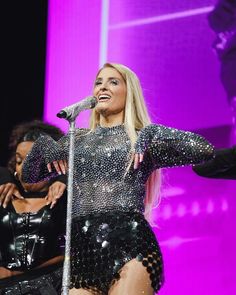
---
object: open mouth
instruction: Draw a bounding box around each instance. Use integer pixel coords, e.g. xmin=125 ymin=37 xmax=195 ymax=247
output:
xmin=98 ymin=94 xmax=111 ymax=102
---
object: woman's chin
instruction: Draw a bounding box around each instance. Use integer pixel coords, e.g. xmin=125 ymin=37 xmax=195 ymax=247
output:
xmin=21 ymin=182 xmax=48 ymax=192
xmin=95 ymin=104 xmax=110 ymax=115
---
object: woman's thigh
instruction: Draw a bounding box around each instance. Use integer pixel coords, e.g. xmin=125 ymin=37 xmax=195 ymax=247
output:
xmin=108 ymin=259 xmax=154 ymax=295
xmin=69 ymin=288 xmax=104 ymax=295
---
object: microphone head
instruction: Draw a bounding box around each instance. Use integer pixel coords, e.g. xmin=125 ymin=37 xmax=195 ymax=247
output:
xmin=56 ymin=110 xmax=67 ymax=118
xmin=74 ymin=96 xmax=98 ymax=111
xmin=87 ymin=96 xmax=97 ymax=109
xmin=56 ymin=96 xmax=98 ymax=121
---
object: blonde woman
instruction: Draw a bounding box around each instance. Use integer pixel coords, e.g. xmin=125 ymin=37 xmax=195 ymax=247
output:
xmin=22 ymin=63 xmax=214 ymax=295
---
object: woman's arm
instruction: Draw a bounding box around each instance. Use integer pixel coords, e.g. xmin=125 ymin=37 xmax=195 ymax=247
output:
xmin=22 ymin=128 xmax=89 ymax=183
xmin=193 ymin=146 xmax=236 ymax=179
xmin=135 ymin=124 xmax=214 ymax=170
xmin=22 ymin=134 xmax=68 ymax=184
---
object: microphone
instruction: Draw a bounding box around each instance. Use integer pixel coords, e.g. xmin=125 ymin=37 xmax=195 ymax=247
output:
xmin=56 ymin=96 xmax=97 ymax=120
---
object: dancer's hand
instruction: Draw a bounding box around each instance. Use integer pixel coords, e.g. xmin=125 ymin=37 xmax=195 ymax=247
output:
xmin=0 ymin=183 xmax=23 ymax=208
xmin=46 ymin=181 xmax=66 ymax=209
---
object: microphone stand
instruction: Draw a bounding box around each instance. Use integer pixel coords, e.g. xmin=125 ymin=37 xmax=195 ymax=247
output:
xmin=58 ymin=97 xmax=97 ymax=294
xmin=61 ymin=118 xmax=76 ymax=295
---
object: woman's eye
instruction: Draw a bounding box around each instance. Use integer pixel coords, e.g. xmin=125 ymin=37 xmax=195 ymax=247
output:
xmin=16 ymin=158 xmax=22 ymax=165
xmin=94 ymin=81 xmax=102 ymax=86
xmin=110 ymin=79 xmax=118 ymax=85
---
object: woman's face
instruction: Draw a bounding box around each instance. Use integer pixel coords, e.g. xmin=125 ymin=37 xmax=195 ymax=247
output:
xmin=93 ymin=67 xmax=127 ymax=117
xmin=15 ymin=141 xmax=48 ymax=192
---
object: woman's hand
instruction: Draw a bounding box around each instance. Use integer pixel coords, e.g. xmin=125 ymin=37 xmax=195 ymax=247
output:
xmin=134 ymin=153 xmax=144 ymax=170
xmin=46 ymin=181 xmax=66 ymax=209
xmin=47 ymin=160 xmax=68 ymax=175
xmin=134 ymin=125 xmax=153 ymax=169
xmin=0 ymin=183 xmax=23 ymax=208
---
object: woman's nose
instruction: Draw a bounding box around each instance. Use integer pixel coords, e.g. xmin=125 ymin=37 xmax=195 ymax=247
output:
xmin=100 ymin=85 xmax=107 ymax=91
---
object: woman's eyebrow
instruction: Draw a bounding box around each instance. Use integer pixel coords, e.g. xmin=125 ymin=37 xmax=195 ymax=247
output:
xmin=15 ymin=152 xmax=23 ymax=158
xmin=96 ymin=77 xmax=121 ymax=81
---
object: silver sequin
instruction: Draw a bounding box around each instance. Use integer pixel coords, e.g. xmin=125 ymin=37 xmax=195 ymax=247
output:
xmin=22 ymin=124 xmax=214 ymax=219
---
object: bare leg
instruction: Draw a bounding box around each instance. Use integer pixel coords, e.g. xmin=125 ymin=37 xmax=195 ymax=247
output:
xmin=108 ymin=259 xmax=155 ymax=295
xmin=69 ymin=288 xmax=97 ymax=295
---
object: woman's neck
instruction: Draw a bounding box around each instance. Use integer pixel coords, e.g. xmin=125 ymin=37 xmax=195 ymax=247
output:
xmin=99 ymin=113 xmax=124 ymax=128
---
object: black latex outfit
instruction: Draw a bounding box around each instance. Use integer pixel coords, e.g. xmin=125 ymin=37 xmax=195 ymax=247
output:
xmin=0 ymin=167 xmax=66 ymax=294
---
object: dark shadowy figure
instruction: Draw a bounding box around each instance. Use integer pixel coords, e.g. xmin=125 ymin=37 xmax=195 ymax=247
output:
xmin=208 ymin=0 xmax=236 ymax=142
xmin=193 ymin=145 xmax=236 ymax=179
xmin=0 ymin=120 xmax=67 ymax=294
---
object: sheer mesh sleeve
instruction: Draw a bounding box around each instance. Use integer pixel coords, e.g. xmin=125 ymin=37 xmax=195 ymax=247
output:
xmin=21 ymin=135 xmax=66 ymax=183
xmin=135 ymin=124 xmax=215 ymax=170
xmin=22 ymin=128 xmax=90 ymax=183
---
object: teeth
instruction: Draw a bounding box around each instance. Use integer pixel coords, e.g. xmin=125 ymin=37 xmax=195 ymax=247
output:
xmin=99 ymin=94 xmax=110 ymax=100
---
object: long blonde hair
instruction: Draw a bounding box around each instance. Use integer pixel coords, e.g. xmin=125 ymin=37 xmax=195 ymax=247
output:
xmin=90 ymin=63 xmax=161 ymax=221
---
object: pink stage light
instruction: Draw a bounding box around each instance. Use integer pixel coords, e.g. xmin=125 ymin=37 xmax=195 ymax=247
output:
xmin=160 ymin=236 xmax=202 ymax=249
xmin=162 ymin=186 xmax=185 ymax=197
xmin=162 ymin=204 xmax=172 ymax=220
xmin=221 ymin=199 xmax=229 ymax=211
xmin=109 ymin=6 xmax=214 ymax=30
xmin=177 ymin=203 xmax=187 ymax=217
xmin=206 ymin=200 xmax=214 ymax=214
xmin=191 ymin=201 xmax=200 ymax=216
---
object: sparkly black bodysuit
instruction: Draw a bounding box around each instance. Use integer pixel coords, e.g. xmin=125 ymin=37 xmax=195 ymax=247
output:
xmin=22 ymin=124 xmax=214 ymax=293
